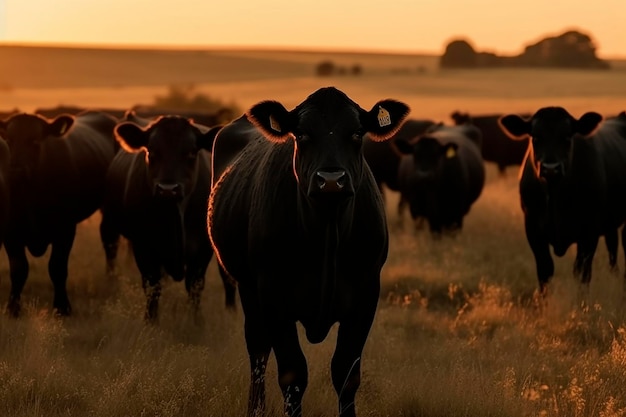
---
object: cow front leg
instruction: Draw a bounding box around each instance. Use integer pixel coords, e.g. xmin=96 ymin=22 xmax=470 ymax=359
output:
xmin=577 ymin=236 xmax=599 ymax=286
xmin=270 ymin=321 xmax=307 ymax=417
xmin=239 ymin=284 xmax=271 ymax=417
xmin=133 ymin=245 xmax=162 ymax=322
xmin=5 ymin=242 xmax=29 ymax=317
xmin=525 ymin=215 xmax=553 ymax=294
xmin=332 ymin=309 xmax=376 ymax=417
xmin=49 ymin=225 xmax=77 ymax=316
xmin=99 ymin=210 xmax=121 ymax=278
xmin=184 ymin=255 xmax=210 ymax=324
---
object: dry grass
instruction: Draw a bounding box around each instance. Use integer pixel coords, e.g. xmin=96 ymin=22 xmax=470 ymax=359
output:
xmin=1 ymin=46 xmax=626 ymax=416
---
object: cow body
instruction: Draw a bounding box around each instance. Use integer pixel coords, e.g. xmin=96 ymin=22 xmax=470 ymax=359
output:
xmin=397 ymin=124 xmax=485 ymax=234
xmin=100 ymin=115 xmax=235 ymax=321
xmin=452 ymin=111 xmax=529 ymax=175
xmin=208 ymin=87 xmax=409 ymax=417
xmin=500 ymin=108 xmax=626 ymax=291
xmin=0 ymin=111 xmax=118 ymax=316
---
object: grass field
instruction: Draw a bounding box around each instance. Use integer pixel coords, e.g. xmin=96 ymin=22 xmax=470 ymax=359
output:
xmin=1 ymin=45 xmax=626 ymax=417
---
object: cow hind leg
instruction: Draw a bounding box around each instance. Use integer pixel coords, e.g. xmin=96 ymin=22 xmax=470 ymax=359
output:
xmin=218 ymin=264 xmax=237 ymax=311
xmin=604 ymin=229 xmax=619 ymax=273
xmin=577 ymin=237 xmax=599 ymax=286
xmin=49 ymin=225 xmax=77 ymax=316
xmin=239 ymin=284 xmax=271 ymax=417
xmin=621 ymin=226 xmax=626 ymax=280
xmin=5 ymin=243 xmax=29 ymax=317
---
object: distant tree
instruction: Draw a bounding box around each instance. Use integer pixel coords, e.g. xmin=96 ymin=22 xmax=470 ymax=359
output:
xmin=151 ymin=84 xmax=241 ymax=123
xmin=440 ymin=39 xmax=477 ymax=68
xmin=316 ymin=60 xmax=336 ymax=76
xmin=350 ymin=64 xmax=363 ymax=76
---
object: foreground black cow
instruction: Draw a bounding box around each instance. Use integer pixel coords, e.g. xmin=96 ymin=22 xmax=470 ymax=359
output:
xmin=499 ymin=108 xmax=626 ymax=292
xmin=208 ymin=87 xmax=409 ymax=417
xmin=100 ymin=115 xmax=235 ymax=321
xmin=396 ymin=124 xmax=485 ymax=235
xmin=0 ymin=111 xmax=118 ymax=316
xmin=452 ymin=111 xmax=529 ymax=175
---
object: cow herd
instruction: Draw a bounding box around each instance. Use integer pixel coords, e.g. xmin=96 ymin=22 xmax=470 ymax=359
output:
xmin=1 ymin=88 xmax=626 ymax=417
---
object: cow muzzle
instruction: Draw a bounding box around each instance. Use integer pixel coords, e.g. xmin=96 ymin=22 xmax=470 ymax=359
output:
xmin=314 ymin=170 xmax=348 ymax=193
xmin=154 ymin=183 xmax=184 ymax=200
xmin=539 ymin=162 xmax=564 ymax=179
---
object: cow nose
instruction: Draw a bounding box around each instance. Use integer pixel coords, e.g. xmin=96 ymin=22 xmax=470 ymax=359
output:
xmin=315 ymin=170 xmax=346 ymax=193
xmin=540 ymin=162 xmax=564 ymax=178
xmin=155 ymin=183 xmax=183 ymax=199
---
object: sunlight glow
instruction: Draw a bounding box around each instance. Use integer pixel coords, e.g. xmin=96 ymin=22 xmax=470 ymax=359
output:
xmin=3 ymin=0 xmax=625 ymax=58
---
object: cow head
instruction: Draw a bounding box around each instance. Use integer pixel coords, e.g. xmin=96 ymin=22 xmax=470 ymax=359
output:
xmin=115 ymin=116 xmax=221 ymax=201
xmin=396 ymin=136 xmax=459 ymax=181
xmin=499 ymin=107 xmax=601 ymax=180
xmin=0 ymin=113 xmax=74 ymax=181
xmin=247 ymin=87 xmax=409 ymax=204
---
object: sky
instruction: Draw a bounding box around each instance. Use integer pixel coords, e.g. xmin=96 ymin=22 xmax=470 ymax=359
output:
xmin=1 ymin=0 xmax=624 ymax=58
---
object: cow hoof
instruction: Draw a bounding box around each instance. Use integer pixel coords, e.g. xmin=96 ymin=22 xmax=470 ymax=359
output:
xmin=6 ymin=301 xmax=21 ymax=318
xmin=53 ymin=303 xmax=72 ymax=317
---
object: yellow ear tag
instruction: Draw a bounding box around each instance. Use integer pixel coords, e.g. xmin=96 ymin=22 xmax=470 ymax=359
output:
xmin=269 ymin=115 xmax=281 ymax=132
xmin=446 ymin=146 xmax=456 ymax=158
xmin=377 ymin=106 xmax=391 ymax=127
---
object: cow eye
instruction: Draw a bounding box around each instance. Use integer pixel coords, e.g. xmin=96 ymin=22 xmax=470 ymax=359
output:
xmin=351 ymin=132 xmax=363 ymax=142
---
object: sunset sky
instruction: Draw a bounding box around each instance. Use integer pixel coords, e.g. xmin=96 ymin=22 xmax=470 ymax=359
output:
xmin=1 ymin=0 xmax=624 ymax=58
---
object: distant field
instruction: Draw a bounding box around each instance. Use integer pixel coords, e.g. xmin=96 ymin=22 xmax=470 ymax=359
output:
xmin=1 ymin=45 xmax=624 ymax=121
xmin=1 ymin=44 xmax=626 ymax=417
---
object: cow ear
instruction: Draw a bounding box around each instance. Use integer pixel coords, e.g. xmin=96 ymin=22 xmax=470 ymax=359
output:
xmin=115 ymin=122 xmax=149 ymax=152
xmin=394 ymin=138 xmax=414 ymax=155
xmin=196 ymin=125 xmax=223 ymax=152
xmin=246 ymin=100 xmax=294 ymax=143
xmin=576 ymin=112 xmax=602 ymax=136
xmin=499 ymin=114 xmax=530 ymax=139
xmin=362 ymin=100 xmax=410 ymax=142
xmin=48 ymin=115 xmax=74 ymax=137
xmin=442 ymin=143 xmax=459 ymax=159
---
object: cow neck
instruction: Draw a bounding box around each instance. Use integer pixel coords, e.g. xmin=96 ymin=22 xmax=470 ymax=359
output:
xmin=296 ymin=192 xmax=355 ymax=332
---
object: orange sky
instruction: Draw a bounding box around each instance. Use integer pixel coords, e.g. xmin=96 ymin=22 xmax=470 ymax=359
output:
xmin=2 ymin=0 xmax=624 ymax=58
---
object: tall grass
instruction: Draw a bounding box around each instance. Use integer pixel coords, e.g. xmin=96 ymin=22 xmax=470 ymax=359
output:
xmin=0 ymin=164 xmax=625 ymax=416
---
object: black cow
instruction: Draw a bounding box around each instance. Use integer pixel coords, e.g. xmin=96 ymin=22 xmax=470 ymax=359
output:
xmin=0 ymin=111 xmax=118 ymax=316
xmin=35 ymin=105 xmax=234 ymax=127
xmin=100 ymin=115 xmax=235 ymax=321
xmin=363 ymin=119 xmax=435 ymax=223
xmin=451 ymin=111 xmax=529 ymax=175
xmin=208 ymin=87 xmax=409 ymax=417
xmin=396 ymin=124 xmax=485 ymax=235
xmin=0 ymin=136 xmax=9 ymax=251
xmin=499 ymin=108 xmax=626 ymax=293
xmin=363 ymin=118 xmax=435 ymax=194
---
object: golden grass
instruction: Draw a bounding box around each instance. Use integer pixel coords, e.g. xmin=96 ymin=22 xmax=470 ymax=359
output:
xmin=1 ymin=46 xmax=626 ymax=416
xmin=0 ymin=165 xmax=625 ymax=417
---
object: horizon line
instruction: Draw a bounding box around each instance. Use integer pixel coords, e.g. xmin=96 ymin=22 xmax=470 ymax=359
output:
xmin=2 ymin=40 xmax=625 ymax=61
